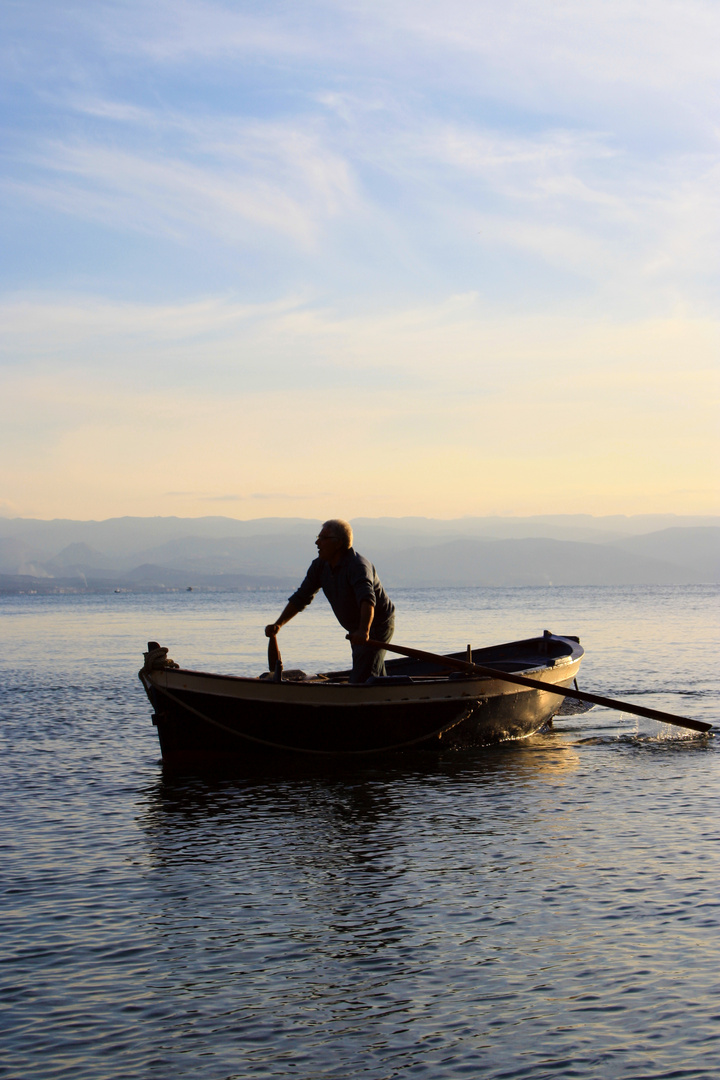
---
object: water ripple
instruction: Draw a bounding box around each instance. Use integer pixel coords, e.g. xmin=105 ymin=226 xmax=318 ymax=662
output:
xmin=1 ymin=586 xmax=719 ymax=1078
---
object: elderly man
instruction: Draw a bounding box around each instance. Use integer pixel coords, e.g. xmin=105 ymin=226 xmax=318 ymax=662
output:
xmin=265 ymin=519 xmax=395 ymax=683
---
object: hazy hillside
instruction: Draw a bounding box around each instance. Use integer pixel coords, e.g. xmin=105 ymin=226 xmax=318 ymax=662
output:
xmin=128 ymin=534 xmax=311 ymax=577
xmin=352 ymin=514 xmax=719 ymax=544
xmin=377 ymin=537 xmax=699 ymax=587
xmin=608 ymin=527 xmax=720 ymax=583
xmin=0 ymin=516 xmax=316 ymax=561
xmin=0 ymin=515 xmax=717 ymax=591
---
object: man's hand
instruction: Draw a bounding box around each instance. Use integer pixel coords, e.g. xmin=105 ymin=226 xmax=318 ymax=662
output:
xmin=348 ymin=627 xmax=370 ymax=646
xmin=265 ymin=623 xmax=281 ymax=637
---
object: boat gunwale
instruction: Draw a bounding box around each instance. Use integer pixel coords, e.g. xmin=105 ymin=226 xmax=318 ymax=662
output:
xmin=143 ymin=634 xmax=583 ymax=708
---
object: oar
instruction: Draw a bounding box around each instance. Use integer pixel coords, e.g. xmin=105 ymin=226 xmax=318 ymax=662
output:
xmin=367 ymin=638 xmax=712 ymax=734
xmin=268 ymin=634 xmax=283 ymax=681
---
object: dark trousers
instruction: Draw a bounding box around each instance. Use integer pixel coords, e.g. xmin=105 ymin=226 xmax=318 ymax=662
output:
xmin=349 ymin=617 xmax=395 ymax=684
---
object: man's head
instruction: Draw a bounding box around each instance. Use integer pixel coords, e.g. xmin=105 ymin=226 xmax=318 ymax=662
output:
xmin=315 ymin=519 xmax=353 ymax=564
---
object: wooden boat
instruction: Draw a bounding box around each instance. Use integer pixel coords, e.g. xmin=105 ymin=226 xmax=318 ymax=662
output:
xmin=139 ymin=631 xmax=584 ymax=770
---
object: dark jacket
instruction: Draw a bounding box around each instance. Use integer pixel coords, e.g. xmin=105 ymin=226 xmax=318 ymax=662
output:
xmin=288 ymin=548 xmax=395 ymax=632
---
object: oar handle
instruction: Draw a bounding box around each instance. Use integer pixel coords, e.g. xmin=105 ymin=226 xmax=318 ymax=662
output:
xmin=367 ymin=639 xmax=712 ymax=734
xmin=268 ymin=634 xmax=283 ymax=680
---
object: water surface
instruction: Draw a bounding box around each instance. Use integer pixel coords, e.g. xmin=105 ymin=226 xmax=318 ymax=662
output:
xmin=1 ymin=586 xmax=718 ymax=1078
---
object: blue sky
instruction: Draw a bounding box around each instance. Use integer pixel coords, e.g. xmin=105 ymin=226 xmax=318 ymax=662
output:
xmin=1 ymin=0 xmax=718 ymax=520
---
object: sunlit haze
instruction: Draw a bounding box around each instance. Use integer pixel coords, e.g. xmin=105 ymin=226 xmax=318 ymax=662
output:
xmin=1 ymin=1 xmax=718 ymax=520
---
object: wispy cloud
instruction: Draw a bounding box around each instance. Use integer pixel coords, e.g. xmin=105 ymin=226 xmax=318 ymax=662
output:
xmin=204 ymin=493 xmax=315 ymax=502
xmin=5 ymin=100 xmax=717 ymax=310
xmin=328 ymin=0 xmax=720 ymax=133
xmin=163 ymin=492 xmax=312 ymax=502
xmin=72 ymin=1 xmax=720 ymax=96
xmin=92 ymin=0 xmax=320 ymax=63
xmin=0 ymin=293 xmax=307 ymax=364
xmin=1 ymin=0 xmax=718 ymax=518
xmin=6 ymin=119 xmax=358 ymax=247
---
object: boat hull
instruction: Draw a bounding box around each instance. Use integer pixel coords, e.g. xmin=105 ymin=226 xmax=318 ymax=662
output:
xmin=140 ymin=633 xmax=583 ymax=770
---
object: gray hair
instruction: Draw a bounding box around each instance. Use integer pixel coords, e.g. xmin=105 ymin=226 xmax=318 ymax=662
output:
xmin=322 ymin=518 xmax=353 ymax=549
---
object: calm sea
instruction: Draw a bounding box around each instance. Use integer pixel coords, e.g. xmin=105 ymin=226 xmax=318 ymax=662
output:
xmin=1 ymin=585 xmax=718 ymax=1080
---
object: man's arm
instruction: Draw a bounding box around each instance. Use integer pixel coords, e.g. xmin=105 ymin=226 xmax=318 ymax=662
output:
xmin=267 ymin=559 xmax=323 ymax=636
xmin=348 ymin=601 xmax=375 ymax=646
xmin=265 ymin=601 xmax=300 ymax=638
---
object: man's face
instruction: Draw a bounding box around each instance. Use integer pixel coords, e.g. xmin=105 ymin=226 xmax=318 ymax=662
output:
xmin=316 ymin=529 xmax=342 ymax=562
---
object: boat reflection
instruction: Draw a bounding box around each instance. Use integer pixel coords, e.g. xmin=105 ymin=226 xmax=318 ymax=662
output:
xmin=136 ymin=731 xmax=585 ymax=864
xmin=132 ymin=737 xmax=589 ymax=984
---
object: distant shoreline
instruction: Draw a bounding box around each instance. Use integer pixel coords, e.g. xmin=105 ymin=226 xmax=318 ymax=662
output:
xmin=1 ymin=515 xmax=717 ymax=589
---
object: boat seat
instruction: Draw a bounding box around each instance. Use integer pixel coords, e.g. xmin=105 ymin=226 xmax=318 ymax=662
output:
xmin=478 ymin=659 xmax=544 ymax=671
xmin=364 ymin=675 xmax=415 ymax=686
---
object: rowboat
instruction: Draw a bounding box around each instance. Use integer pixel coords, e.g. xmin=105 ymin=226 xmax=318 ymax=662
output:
xmin=139 ymin=631 xmax=584 ymax=770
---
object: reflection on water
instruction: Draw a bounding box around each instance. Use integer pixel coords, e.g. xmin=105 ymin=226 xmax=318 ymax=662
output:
xmin=1 ymin=585 xmax=718 ymax=1079
xmin=126 ymin=730 xmax=720 ymax=1080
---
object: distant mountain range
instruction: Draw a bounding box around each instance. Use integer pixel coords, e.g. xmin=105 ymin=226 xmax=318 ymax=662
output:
xmin=0 ymin=514 xmax=717 ymax=592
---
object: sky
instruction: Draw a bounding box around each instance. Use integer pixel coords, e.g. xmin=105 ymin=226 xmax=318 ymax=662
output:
xmin=1 ymin=0 xmax=718 ymax=521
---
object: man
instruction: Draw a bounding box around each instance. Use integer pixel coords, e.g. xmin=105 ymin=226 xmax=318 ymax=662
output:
xmin=265 ymin=519 xmax=395 ymax=683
